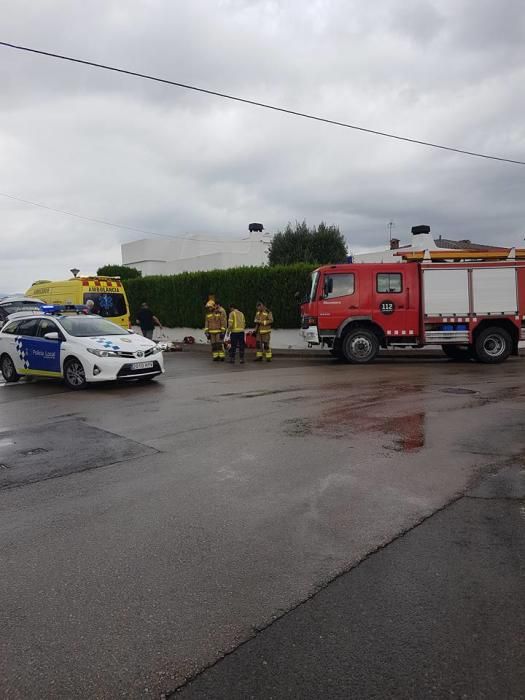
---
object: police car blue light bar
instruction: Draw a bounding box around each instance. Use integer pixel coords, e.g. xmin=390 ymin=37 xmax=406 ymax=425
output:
xmin=41 ymin=304 xmax=86 ymax=315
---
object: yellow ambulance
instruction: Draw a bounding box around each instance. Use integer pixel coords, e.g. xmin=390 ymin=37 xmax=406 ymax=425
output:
xmin=26 ymin=276 xmax=131 ymax=329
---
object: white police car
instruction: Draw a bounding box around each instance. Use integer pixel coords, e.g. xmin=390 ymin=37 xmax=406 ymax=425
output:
xmin=0 ymin=308 xmax=164 ymax=389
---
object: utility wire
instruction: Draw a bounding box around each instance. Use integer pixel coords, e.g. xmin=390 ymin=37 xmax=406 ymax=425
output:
xmin=0 ymin=191 xmax=246 ymax=243
xmin=1 ymin=40 xmax=524 ymax=166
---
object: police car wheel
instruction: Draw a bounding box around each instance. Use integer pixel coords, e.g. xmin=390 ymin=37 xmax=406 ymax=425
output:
xmin=1 ymin=354 xmax=20 ymax=383
xmin=63 ymin=358 xmax=87 ymax=390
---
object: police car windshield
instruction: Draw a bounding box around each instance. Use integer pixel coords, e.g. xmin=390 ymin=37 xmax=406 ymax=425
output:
xmin=60 ymin=317 xmax=124 ymax=337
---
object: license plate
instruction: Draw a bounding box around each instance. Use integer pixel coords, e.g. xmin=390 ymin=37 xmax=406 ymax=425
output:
xmin=131 ymin=361 xmax=154 ymax=371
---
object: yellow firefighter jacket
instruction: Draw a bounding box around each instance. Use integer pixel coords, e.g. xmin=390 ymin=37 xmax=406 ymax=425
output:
xmin=228 ymin=309 xmax=246 ymax=332
xmin=254 ymin=309 xmax=273 ymax=334
xmin=205 ymin=311 xmax=225 ymax=335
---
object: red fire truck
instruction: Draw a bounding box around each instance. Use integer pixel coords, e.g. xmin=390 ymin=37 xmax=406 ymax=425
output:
xmin=300 ymin=242 xmax=525 ymax=364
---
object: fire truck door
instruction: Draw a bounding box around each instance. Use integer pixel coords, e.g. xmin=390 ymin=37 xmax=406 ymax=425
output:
xmin=373 ymin=270 xmax=413 ymax=338
xmin=317 ymin=271 xmax=359 ymax=332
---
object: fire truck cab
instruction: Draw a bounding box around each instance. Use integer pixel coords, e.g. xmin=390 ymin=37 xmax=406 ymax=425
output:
xmin=301 ymin=250 xmax=525 ymax=364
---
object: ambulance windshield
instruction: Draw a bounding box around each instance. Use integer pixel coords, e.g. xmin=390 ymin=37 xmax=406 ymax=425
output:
xmin=82 ymin=292 xmax=127 ymax=318
xmin=60 ymin=317 xmax=125 ymax=337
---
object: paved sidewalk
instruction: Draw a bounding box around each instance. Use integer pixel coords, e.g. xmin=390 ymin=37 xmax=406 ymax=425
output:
xmin=177 ymin=465 xmax=525 ymax=699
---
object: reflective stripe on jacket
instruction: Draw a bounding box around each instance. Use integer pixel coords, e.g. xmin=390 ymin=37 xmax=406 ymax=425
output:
xmin=254 ymin=309 xmax=273 ymax=334
xmin=228 ymin=310 xmax=246 ymax=332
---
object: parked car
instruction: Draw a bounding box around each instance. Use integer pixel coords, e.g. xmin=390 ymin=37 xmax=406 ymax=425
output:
xmin=0 ymin=295 xmax=44 ymax=325
xmin=0 ymin=309 xmax=164 ymax=389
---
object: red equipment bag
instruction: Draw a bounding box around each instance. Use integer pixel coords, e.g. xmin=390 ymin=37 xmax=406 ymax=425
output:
xmin=245 ymin=331 xmax=257 ymax=349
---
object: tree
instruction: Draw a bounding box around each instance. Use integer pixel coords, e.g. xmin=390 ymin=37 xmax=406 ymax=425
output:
xmin=96 ymin=264 xmax=142 ymax=280
xmin=268 ymin=221 xmax=347 ymax=266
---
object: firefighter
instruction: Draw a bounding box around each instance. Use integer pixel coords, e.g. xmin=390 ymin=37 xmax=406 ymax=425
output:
xmin=254 ymin=301 xmax=273 ymax=361
xmin=227 ymin=304 xmax=246 ymax=364
xmin=204 ymin=300 xmax=226 ymax=361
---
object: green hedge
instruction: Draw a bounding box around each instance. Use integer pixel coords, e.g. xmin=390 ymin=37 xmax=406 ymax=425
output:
xmin=123 ymin=264 xmax=315 ymax=329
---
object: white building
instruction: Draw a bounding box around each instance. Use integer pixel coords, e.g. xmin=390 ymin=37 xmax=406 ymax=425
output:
xmin=352 ymin=226 xmax=507 ymax=263
xmin=121 ymin=232 xmax=270 ymax=276
xmin=352 ymin=226 xmax=444 ymax=263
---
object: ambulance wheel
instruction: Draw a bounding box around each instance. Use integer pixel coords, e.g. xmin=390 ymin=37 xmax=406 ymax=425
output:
xmin=341 ymin=328 xmax=379 ymax=364
xmin=474 ymin=327 xmax=512 ymax=364
xmin=63 ymin=358 xmax=87 ymax=390
xmin=442 ymin=345 xmax=473 ymax=361
xmin=1 ymin=354 xmax=20 ymax=383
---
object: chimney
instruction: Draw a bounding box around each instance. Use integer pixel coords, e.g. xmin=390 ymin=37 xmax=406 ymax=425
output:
xmin=390 ymin=238 xmax=400 ymax=250
xmin=410 ymin=224 xmax=437 ymax=251
xmin=411 ymin=225 xmax=431 ymax=236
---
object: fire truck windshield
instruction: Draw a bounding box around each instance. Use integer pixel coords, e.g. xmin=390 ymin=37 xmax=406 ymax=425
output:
xmin=309 ymin=271 xmax=319 ymax=302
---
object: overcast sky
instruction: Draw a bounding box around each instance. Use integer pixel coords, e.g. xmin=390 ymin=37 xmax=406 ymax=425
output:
xmin=1 ymin=0 xmax=524 ymax=292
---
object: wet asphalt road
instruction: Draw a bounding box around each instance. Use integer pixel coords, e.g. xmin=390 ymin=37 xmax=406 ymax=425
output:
xmin=0 ymin=351 xmax=524 ymax=698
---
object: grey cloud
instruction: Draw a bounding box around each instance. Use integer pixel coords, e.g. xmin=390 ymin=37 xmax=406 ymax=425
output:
xmin=0 ymin=0 xmax=524 ymax=292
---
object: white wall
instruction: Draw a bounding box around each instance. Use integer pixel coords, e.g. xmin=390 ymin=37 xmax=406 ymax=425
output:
xmin=136 ymin=326 xmax=314 ymax=350
xmin=353 ymin=249 xmax=401 ymax=263
xmin=352 ymin=231 xmax=442 ymax=263
xmin=122 ymin=233 xmax=270 ymax=276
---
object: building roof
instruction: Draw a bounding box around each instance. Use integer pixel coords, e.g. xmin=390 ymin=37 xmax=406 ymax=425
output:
xmin=435 ymin=236 xmax=508 ymax=252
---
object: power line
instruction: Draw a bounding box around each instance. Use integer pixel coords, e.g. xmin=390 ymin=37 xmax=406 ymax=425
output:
xmin=0 ymin=191 xmax=244 ymax=243
xmin=1 ymin=40 xmax=524 ymax=166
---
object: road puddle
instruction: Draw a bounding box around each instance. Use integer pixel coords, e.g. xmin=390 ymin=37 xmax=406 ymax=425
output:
xmin=314 ymin=404 xmax=426 ymax=452
xmin=283 ymin=401 xmax=426 ymax=453
xmin=440 ymin=387 xmax=478 ymax=395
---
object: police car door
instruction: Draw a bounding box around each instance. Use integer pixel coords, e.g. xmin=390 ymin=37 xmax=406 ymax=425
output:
xmin=32 ymin=318 xmax=63 ymax=376
xmin=13 ymin=318 xmax=62 ymax=376
xmin=11 ymin=318 xmax=40 ymax=374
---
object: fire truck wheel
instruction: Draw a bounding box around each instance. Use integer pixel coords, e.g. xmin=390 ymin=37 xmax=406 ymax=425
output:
xmin=474 ymin=327 xmax=512 ymax=364
xmin=441 ymin=345 xmax=473 ymax=361
xmin=342 ymin=328 xmax=379 ymax=364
